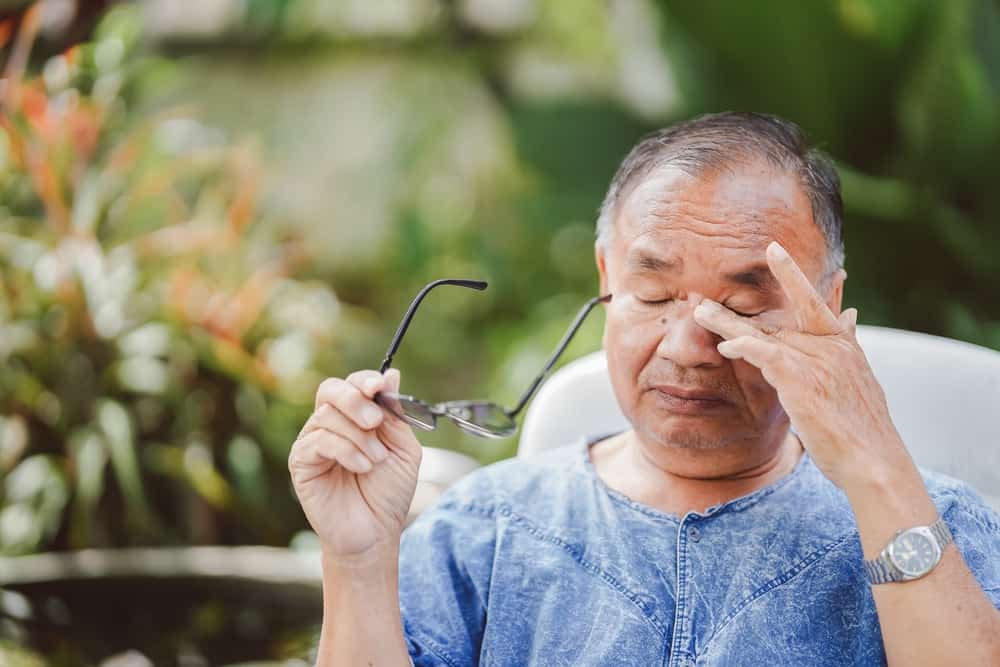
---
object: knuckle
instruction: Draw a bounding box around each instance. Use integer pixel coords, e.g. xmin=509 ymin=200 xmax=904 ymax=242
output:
xmin=287 ymin=438 xmax=304 ymax=470
xmin=315 ymin=377 xmax=346 ymax=402
xmin=346 ymin=369 xmax=379 ymax=387
xmin=759 ymin=322 xmax=780 ymax=337
xmin=763 ymin=342 xmax=783 ymax=364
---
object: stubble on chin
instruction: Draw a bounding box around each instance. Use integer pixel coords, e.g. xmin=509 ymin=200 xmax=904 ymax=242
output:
xmin=634 ymin=416 xmax=737 ymax=451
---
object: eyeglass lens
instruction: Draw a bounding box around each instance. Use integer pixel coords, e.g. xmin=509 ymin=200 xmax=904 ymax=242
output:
xmin=376 ymin=393 xmax=437 ymax=431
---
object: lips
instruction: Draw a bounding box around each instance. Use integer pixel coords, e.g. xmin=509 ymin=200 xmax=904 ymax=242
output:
xmin=650 ymin=384 xmax=731 ymax=415
xmin=652 ymin=384 xmax=729 ymax=403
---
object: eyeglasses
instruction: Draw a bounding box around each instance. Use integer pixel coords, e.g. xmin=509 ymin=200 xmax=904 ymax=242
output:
xmin=375 ymin=279 xmax=610 ymax=439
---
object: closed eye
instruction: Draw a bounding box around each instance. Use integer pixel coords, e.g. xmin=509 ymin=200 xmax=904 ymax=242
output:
xmin=637 ymin=297 xmax=673 ymax=306
xmin=728 ymin=308 xmax=764 ymax=318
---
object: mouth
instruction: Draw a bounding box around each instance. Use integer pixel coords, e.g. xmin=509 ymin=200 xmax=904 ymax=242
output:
xmin=650 ymin=384 xmax=731 ymax=415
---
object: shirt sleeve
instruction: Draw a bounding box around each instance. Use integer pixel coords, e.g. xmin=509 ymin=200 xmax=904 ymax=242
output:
xmin=942 ymin=486 xmax=1000 ymax=610
xmin=398 ymin=481 xmax=498 ymax=667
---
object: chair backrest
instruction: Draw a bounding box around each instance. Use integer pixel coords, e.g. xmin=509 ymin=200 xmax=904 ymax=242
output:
xmin=518 ymin=325 xmax=1000 ymax=512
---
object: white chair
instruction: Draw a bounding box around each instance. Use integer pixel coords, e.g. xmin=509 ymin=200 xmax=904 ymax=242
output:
xmin=407 ymin=446 xmax=482 ymax=525
xmin=517 ymin=325 xmax=1000 ymax=512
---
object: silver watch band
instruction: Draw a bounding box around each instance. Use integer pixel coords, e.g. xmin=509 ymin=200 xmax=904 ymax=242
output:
xmin=863 ymin=516 xmax=952 ymax=585
xmin=929 ymin=515 xmax=953 ymax=548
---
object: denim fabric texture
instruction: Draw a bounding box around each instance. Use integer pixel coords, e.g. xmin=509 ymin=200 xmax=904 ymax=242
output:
xmin=398 ymin=435 xmax=1000 ymax=666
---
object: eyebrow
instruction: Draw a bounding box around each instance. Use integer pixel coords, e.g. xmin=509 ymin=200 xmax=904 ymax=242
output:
xmin=628 ymin=252 xmax=683 ymax=273
xmin=724 ymin=264 xmax=780 ymax=294
xmin=627 ymin=251 xmax=779 ymax=294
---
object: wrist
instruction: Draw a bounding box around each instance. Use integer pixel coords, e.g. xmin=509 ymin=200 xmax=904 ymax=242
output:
xmin=834 ymin=433 xmax=917 ymax=496
xmin=320 ymin=543 xmax=404 ymax=635
xmin=317 ymin=544 xmax=409 ymax=667
xmin=322 ymin=540 xmax=400 ymax=577
xmin=843 ymin=460 xmax=939 ymax=560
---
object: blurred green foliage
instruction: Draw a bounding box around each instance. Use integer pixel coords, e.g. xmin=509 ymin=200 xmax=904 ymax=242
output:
xmin=0 ymin=5 xmax=350 ymax=554
xmin=1 ymin=0 xmax=999 ymax=556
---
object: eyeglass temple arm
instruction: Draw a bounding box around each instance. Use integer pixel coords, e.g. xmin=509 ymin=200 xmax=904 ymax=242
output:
xmin=507 ymin=294 xmax=612 ymax=418
xmin=379 ymin=279 xmax=488 ymax=374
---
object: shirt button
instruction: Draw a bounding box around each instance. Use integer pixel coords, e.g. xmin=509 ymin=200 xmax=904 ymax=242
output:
xmin=688 ymin=526 xmax=701 ymax=542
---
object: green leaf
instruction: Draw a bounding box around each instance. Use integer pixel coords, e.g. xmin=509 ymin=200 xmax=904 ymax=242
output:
xmin=97 ymin=399 xmax=155 ymax=529
xmin=68 ymin=428 xmax=109 ymax=546
xmin=1 ymin=455 xmax=69 ymax=554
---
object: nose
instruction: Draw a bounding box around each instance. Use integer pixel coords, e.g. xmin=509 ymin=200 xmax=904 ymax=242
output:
xmin=654 ymin=296 xmax=725 ymax=369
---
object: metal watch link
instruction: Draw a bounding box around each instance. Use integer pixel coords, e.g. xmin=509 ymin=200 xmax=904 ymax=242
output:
xmin=863 ymin=516 xmax=952 ymax=585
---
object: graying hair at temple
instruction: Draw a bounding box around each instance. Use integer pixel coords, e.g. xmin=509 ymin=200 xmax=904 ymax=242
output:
xmin=596 ymin=112 xmax=846 ymax=287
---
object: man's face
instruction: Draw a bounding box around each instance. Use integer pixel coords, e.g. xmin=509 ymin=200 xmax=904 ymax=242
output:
xmin=596 ymin=161 xmax=843 ymax=451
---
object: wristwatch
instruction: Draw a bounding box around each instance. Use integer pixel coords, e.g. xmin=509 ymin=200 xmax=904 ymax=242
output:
xmin=863 ymin=516 xmax=952 ymax=585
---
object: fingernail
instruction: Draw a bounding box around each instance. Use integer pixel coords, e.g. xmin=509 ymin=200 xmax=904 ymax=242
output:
xmin=718 ymin=341 xmax=738 ymax=358
xmin=364 ymin=377 xmax=380 ymax=394
xmin=363 ymin=405 xmax=381 ymax=428
xmin=355 ymin=453 xmax=373 ymax=472
xmin=767 ymin=242 xmax=788 ymax=259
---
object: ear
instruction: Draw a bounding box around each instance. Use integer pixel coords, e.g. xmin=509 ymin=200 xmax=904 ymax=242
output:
xmin=825 ymin=268 xmax=846 ymax=316
xmin=596 ymin=243 xmax=609 ymax=298
xmin=596 ymin=243 xmax=610 ymax=348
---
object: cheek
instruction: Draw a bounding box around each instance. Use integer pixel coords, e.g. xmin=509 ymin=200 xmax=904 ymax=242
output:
xmin=732 ymin=360 xmax=783 ymax=415
xmin=604 ymin=316 xmax=657 ymax=396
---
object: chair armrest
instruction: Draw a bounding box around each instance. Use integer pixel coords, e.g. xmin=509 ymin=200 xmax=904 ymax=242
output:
xmin=405 ymin=446 xmax=481 ymax=525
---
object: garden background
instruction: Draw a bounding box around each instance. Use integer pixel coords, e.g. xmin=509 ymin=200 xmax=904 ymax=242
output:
xmin=1 ymin=0 xmax=999 ymax=664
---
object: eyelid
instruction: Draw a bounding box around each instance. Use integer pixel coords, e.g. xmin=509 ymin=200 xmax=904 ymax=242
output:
xmin=729 ymin=307 xmax=765 ymax=318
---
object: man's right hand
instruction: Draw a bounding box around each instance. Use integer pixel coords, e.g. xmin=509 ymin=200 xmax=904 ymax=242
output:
xmin=288 ymin=368 xmax=422 ymax=562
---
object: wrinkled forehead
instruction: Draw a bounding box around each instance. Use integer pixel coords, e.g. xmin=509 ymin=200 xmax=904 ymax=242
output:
xmin=613 ymin=163 xmax=827 ymax=280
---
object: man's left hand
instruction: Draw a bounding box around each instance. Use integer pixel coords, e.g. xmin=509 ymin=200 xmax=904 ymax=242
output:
xmin=693 ymin=240 xmax=912 ymax=492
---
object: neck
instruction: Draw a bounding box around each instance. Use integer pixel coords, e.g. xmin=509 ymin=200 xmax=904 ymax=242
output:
xmin=591 ymin=427 xmax=804 ymax=518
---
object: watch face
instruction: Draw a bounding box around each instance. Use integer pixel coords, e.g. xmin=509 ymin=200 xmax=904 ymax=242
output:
xmin=889 ymin=529 xmax=939 ymax=577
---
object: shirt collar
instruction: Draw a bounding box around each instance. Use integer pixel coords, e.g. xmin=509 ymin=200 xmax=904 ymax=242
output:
xmin=578 ymin=430 xmax=815 ymax=522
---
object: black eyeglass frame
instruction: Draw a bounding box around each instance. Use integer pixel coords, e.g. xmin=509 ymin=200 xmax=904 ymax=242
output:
xmin=375 ymin=278 xmax=610 ymax=439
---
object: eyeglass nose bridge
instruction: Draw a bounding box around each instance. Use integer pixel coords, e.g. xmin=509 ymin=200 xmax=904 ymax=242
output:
xmin=375 ymin=393 xmax=516 ymax=438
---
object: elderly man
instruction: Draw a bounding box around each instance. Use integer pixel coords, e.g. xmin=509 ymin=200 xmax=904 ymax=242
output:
xmin=289 ymin=113 xmax=1000 ymax=666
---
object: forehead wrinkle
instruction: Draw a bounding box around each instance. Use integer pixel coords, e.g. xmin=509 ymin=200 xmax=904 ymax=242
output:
xmin=624 ymin=229 xmax=781 ymax=297
xmin=638 ymin=194 xmax=777 ymax=244
xmin=614 ymin=163 xmax=829 ymax=289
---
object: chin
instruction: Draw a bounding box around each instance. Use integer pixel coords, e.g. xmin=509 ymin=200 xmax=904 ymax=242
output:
xmin=634 ymin=416 xmax=737 ymax=451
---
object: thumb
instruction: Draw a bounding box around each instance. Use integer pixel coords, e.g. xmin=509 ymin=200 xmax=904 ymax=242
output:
xmin=378 ymin=368 xmax=418 ymax=443
xmin=385 ymin=368 xmax=402 ymax=394
xmin=838 ymin=307 xmax=858 ymax=333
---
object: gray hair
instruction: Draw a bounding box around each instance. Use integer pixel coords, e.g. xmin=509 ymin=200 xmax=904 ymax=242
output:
xmin=596 ymin=112 xmax=845 ymax=281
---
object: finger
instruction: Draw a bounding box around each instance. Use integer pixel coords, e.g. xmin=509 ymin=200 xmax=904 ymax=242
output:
xmin=346 ymin=369 xmax=386 ymax=399
xmin=289 ymin=429 xmax=331 ymax=481
xmin=375 ymin=369 xmax=422 ymax=458
xmin=766 ymin=242 xmax=841 ymax=335
xmin=839 ymin=307 xmax=858 ymax=333
xmin=716 ymin=335 xmax=790 ymax=382
xmin=306 ymin=403 xmax=389 ymax=463
xmin=377 ymin=369 xmax=410 ymax=427
xmin=694 ymin=299 xmax=775 ymax=341
xmin=308 ymin=427 xmax=374 ymax=473
xmin=385 ymin=368 xmax=401 ymax=393
xmin=314 ymin=377 xmax=384 ymax=430
xmin=289 ymin=428 xmax=371 ymax=478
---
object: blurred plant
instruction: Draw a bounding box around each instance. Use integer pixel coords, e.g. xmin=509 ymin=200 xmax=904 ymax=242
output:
xmin=0 ymin=4 xmax=345 ymax=554
xmin=0 ymin=640 xmax=47 ymax=667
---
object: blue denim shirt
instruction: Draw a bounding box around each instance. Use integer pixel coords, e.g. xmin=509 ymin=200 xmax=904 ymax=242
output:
xmin=398 ymin=436 xmax=1000 ymax=666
